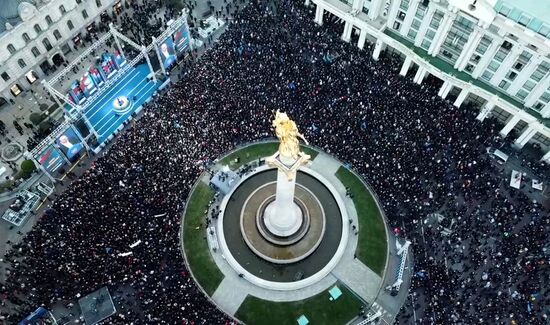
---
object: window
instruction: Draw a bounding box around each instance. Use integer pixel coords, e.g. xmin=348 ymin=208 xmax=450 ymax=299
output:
xmin=31 ymin=47 xmax=40 ymax=57
xmin=34 ymin=24 xmax=42 ymax=34
xmin=22 ymin=33 xmax=31 ymax=43
xmin=46 ymin=15 xmax=53 ymax=25
xmin=96 ymin=0 xmax=102 ymax=7
xmin=18 ymin=59 xmax=26 ymax=68
xmin=67 ymin=20 xmax=74 ymax=30
xmin=7 ymin=44 xmax=16 ymax=54
xmin=516 ymin=89 xmax=528 ymax=100
xmin=42 ymin=38 xmax=52 ymax=51
xmin=76 ymin=0 xmax=82 ymax=3
xmin=499 ymin=5 xmax=511 ymax=17
xmin=53 ymin=29 xmax=62 ymax=40
xmin=539 ymin=24 xmax=550 ymax=37
xmin=518 ymin=14 xmax=531 ymax=27
xmin=1 ymin=72 xmax=10 ymax=81
xmin=59 ymin=5 xmax=66 ymax=14
xmin=82 ymin=10 xmax=88 ymax=19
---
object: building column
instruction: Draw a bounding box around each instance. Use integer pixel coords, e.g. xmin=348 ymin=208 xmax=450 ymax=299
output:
xmin=386 ymin=0 xmax=401 ymax=29
xmin=499 ymin=115 xmax=521 ymax=138
xmin=358 ymin=28 xmax=368 ymax=50
xmin=400 ymin=56 xmax=412 ymax=76
xmin=342 ymin=21 xmax=353 ymax=42
xmin=508 ymin=56 xmax=543 ymax=95
xmin=540 ymin=102 xmax=550 ymax=118
xmin=453 ymin=88 xmax=469 ymax=107
xmin=414 ymin=5 xmax=436 ymax=47
xmin=400 ymin=0 xmax=420 ymax=37
xmin=368 ymin=0 xmax=384 ymax=20
xmin=413 ymin=66 xmax=427 ymax=84
xmin=315 ymin=5 xmax=324 ymax=26
xmin=438 ymin=80 xmax=452 ymax=98
xmin=514 ymin=125 xmax=538 ymax=148
xmin=476 ymin=100 xmax=495 ymax=121
xmin=455 ymin=28 xmax=483 ymax=71
xmin=353 ymin=0 xmax=365 ymax=11
xmin=490 ymin=43 xmax=524 ymax=86
xmin=541 ymin=150 xmax=550 ymax=163
xmin=428 ymin=13 xmax=455 ymax=56
xmin=372 ymin=39 xmax=384 ymax=61
xmin=305 ymin=0 xmax=311 ymax=6
xmin=524 ymin=71 xmax=550 ymax=107
xmin=471 ymin=38 xmax=502 ymax=79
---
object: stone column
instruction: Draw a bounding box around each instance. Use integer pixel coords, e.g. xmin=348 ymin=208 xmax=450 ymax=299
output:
xmin=507 ymin=55 xmax=542 ymax=95
xmin=315 ymin=5 xmax=324 ymax=26
xmin=353 ymin=0 xmax=365 ymax=11
xmin=524 ymin=71 xmax=550 ymax=107
xmin=428 ymin=13 xmax=455 ymax=56
xmin=453 ymin=88 xmax=469 ymax=107
xmin=372 ymin=39 xmax=384 ymax=61
xmin=540 ymin=150 xmax=550 ymax=163
xmin=400 ymin=0 xmax=420 ymax=37
xmin=438 ymin=80 xmax=452 ymax=99
xmin=342 ymin=21 xmax=353 ymax=43
xmin=476 ymin=100 xmax=495 ymax=121
xmin=514 ymin=125 xmax=538 ymax=148
xmin=386 ymin=0 xmax=401 ymax=29
xmin=499 ymin=115 xmax=521 ymax=138
xmin=455 ymin=27 xmax=483 ymax=71
xmin=471 ymin=37 xmax=502 ymax=79
xmin=489 ymin=43 xmax=523 ymax=87
xmin=414 ymin=5 xmax=436 ymax=47
xmin=413 ymin=66 xmax=427 ymax=84
xmin=400 ymin=56 xmax=412 ymax=76
xmin=358 ymin=29 xmax=368 ymax=50
xmin=368 ymin=0 xmax=384 ymax=19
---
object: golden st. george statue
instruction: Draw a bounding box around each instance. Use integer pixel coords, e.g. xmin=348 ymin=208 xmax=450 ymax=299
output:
xmin=272 ymin=110 xmax=308 ymax=160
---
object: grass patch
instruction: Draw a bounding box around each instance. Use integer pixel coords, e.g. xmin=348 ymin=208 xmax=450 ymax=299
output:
xmin=182 ymin=182 xmax=224 ymax=295
xmin=220 ymin=142 xmax=318 ymax=169
xmin=336 ymin=167 xmax=387 ymax=276
xmin=235 ymin=283 xmax=362 ymax=325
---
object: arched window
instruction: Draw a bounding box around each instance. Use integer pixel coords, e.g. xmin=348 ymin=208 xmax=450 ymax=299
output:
xmin=59 ymin=5 xmax=66 ymax=14
xmin=34 ymin=24 xmax=42 ymax=34
xmin=7 ymin=44 xmax=16 ymax=54
xmin=42 ymin=38 xmax=52 ymax=51
xmin=82 ymin=10 xmax=88 ymax=19
xmin=22 ymin=33 xmax=31 ymax=43
xmin=45 ymin=15 xmax=53 ymax=25
xmin=53 ymin=29 xmax=62 ymax=40
xmin=67 ymin=20 xmax=74 ymax=30
xmin=31 ymin=47 xmax=40 ymax=57
xmin=18 ymin=59 xmax=26 ymax=68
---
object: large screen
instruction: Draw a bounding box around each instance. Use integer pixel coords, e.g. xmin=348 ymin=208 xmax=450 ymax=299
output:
xmin=158 ymin=38 xmax=177 ymax=69
xmin=173 ymin=24 xmax=190 ymax=53
xmin=37 ymin=145 xmax=65 ymax=174
xmin=56 ymin=128 xmax=84 ymax=161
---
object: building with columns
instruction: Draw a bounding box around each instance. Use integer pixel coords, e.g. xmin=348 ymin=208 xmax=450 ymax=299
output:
xmin=0 ymin=0 xmax=121 ymax=108
xmin=308 ymin=0 xmax=550 ymax=163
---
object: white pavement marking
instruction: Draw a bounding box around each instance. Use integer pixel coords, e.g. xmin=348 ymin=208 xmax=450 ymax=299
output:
xmin=211 ymin=277 xmax=249 ymax=316
xmin=309 ymin=152 xmax=342 ymax=175
xmin=332 ymin=258 xmax=382 ymax=303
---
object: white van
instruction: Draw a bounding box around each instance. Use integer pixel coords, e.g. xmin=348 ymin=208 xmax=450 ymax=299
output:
xmin=486 ymin=147 xmax=509 ymax=164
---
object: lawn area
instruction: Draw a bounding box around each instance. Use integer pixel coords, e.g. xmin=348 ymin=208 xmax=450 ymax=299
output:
xmin=220 ymin=142 xmax=319 ymax=169
xmin=235 ymin=283 xmax=362 ymax=325
xmin=182 ymin=182 xmax=224 ymax=295
xmin=336 ymin=167 xmax=387 ymax=276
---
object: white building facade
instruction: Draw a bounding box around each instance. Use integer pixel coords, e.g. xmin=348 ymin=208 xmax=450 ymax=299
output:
xmin=308 ymin=0 xmax=550 ymax=163
xmin=0 ymin=0 xmax=123 ymax=107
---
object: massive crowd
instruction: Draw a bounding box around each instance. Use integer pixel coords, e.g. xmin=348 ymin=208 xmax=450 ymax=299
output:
xmin=1 ymin=0 xmax=549 ymax=323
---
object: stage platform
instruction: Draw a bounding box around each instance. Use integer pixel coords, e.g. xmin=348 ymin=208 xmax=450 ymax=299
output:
xmin=83 ymin=63 xmax=159 ymax=144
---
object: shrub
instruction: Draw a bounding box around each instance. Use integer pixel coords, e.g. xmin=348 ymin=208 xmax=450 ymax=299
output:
xmin=30 ymin=113 xmax=45 ymax=126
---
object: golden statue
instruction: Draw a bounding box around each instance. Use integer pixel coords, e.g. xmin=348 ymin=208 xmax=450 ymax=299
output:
xmin=272 ymin=110 xmax=308 ymax=160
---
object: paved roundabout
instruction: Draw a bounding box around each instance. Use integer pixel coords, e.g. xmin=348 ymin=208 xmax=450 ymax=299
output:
xmin=180 ymin=142 xmax=411 ymax=325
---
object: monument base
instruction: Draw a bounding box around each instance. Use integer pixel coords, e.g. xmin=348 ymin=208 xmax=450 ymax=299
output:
xmin=263 ymin=201 xmax=303 ymax=237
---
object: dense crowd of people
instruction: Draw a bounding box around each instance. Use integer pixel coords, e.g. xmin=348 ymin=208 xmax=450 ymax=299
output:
xmin=1 ymin=0 xmax=548 ymax=323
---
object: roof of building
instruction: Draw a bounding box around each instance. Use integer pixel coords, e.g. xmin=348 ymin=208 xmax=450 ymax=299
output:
xmin=494 ymin=0 xmax=550 ymax=38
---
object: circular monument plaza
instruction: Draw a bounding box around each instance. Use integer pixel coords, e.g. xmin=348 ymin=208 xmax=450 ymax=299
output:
xmin=180 ymin=112 xmax=412 ymax=325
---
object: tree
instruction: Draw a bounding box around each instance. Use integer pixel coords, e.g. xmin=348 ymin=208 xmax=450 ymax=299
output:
xmin=20 ymin=159 xmax=37 ymax=179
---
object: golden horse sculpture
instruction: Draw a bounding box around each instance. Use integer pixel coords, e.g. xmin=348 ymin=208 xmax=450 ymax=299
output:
xmin=272 ymin=110 xmax=308 ymax=160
